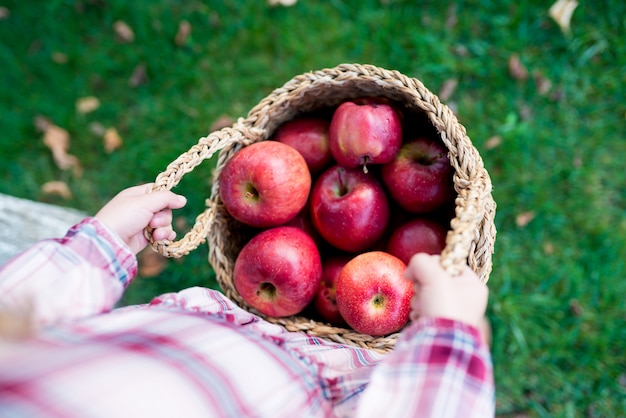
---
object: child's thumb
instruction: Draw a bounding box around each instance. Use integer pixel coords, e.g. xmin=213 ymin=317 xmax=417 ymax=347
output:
xmin=142 ymin=190 xmax=187 ymax=213
xmin=404 ymin=253 xmax=444 ymax=286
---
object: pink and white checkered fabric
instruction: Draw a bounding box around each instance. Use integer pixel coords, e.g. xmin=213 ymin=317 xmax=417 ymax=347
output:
xmin=0 ymin=218 xmax=494 ymax=417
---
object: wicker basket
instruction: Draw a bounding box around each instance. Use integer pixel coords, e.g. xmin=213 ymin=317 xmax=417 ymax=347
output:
xmin=146 ymin=63 xmax=497 ymax=353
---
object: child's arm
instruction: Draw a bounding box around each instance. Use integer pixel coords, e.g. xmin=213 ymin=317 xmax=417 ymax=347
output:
xmin=356 ymin=254 xmax=494 ymax=417
xmin=0 ymin=184 xmax=186 ymax=327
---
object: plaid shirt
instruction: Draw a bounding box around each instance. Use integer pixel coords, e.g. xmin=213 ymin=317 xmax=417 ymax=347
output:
xmin=0 ymin=218 xmax=494 ymax=417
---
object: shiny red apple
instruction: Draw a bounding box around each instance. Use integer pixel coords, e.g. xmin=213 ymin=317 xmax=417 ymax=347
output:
xmin=329 ymin=100 xmax=402 ymax=172
xmin=219 ymin=141 xmax=311 ymax=228
xmin=381 ymin=137 xmax=455 ymax=213
xmin=233 ymin=226 xmax=322 ymax=317
xmin=386 ymin=217 xmax=448 ymax=265
xmin=273 ymin=117 xmax=333 ymax=175
xmin=336 ymin=251 xmax=412 ymax=336
xmin=310 ymin=165 xmax=390 ymax=253
xmin=313 ymin=255 xmax=351 ymax=327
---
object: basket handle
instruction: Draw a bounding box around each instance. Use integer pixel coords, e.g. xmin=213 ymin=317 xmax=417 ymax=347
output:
xmin=439 ymin=169 xmax=494 ymax=282
xmin=144 ymin=123 xmax=259 ymax=258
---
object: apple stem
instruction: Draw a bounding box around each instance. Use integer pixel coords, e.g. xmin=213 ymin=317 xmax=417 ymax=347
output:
xmin=361 ymin=156 xmax=369 ymax=174
xmin=244 ymin=184 xmax=260 ymax=201
xmin=337 ymin=169 xmax=349 ymax=196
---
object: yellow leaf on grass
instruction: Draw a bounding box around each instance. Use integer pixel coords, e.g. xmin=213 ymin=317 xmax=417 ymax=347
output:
xmin=89 ymin=121 xmax=106 ymax=137
xmin=138 ymin=250 xmax=168 ymax=278
xmin=113 ymin=20 xmax=134 ymax=43
xmin=76 ymin=96 xmax=100 ymax=114
xmin=37 ymin=117 xmax=82 ymax=175
xmin=129 ymin=62 xmax=148 ymax=87
xmin=268 ymin=0 xmax=297 ymax=6
xmin=175 ymin=20 xmax=192 ymax=46
xmin=549 ymin=0 xmax=578 ymax=34
xmin=508 ymin=54 xmax=528 ymax=81
xmin=104 ymin=127 xmax=123 ymax=153
xmin=516 ymin=211 xmax=535 ymax=228
xmin=51 ymin=51 xmax=68 ymax=64
xmin=484 ymin=136 xmax=502 ymax=150
xmin=210 ymin=115 xmax=235 ymax=132
xmin=533 ymin=71 xmax=553 ymax=96
xmin=439 ymin=78 xmax=458 ymax=102
xmin=41 ymin=181 xmax=73 ymax=200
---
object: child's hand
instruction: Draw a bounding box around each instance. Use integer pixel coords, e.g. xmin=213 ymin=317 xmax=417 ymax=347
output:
xmin=405 ymin=253 xmax=488 ymax=331
xmin=95 ymin=184 xmax=187 ymax=254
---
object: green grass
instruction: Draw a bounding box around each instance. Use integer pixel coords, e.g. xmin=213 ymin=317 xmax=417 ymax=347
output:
xmin=1 ymin=1 xmax=625 ymax=415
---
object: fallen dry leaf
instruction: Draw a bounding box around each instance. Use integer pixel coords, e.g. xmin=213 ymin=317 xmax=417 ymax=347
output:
xmin=0 ymin=7 xmax=9 ymax=20
xmin=569 ymin=299 xmax=583 ymax=317
xmin=268 ymin=0 xmax=297 ymax=6
xmin=175 ymin=20 xmax=192 ymax=46
xmin=439 ymin=78 xmax=458 ymax=102
xmin=138 ymin=250 xmax=168 ymax=278
xmin=508 ymin=54 xmax=528 ymax=81
xmin=518 ymin=103 xmax=533 ymax=121
xmin=484 ymin=136 xmax=502 ymax=150
xmin=76 ymin=96 xmax=100 ymax=114
xmin=41 ymin=122 xmax=81 ymax=174
xmin=34 ymin=115 xmax=52 ymax=132
xmin=210 ymin=115 xmax=235 ymax=132
xmin=533 ymin=71 xmax=553 ymax=96
xmin=516 ymin=211 xmax=535 ymax=228
xmin=104 ymin=127 xmax=123 ymax=153
xmin=549 ymin=0 xmax=578 ymax=34
xmin=51 ymin=51 xmax=68 ymax=64
xmin=573 ymin=155 xmax=583 ymax=168
xmin=89 ymin=121 xmax=106 ymax=137
xmin=445 ymin=4 xmax=458 ymax=30
xmin=41 ymin=181 xmax=73 ymax=200
xmin=543 ymin=241 xmax=555 ymax=255
xmin=174 ymin=217 xmax=190 ymax=234
xmin=113 ymin=20 xmax=135 ymax=43
xmin=128 ymin=62 xmax=148 ymax=87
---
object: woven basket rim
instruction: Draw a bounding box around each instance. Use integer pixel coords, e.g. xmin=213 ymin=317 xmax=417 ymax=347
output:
xmin=148 ymin=63 xmax=497 ymax=353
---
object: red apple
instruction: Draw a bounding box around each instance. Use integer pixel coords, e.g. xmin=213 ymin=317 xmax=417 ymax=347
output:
xmin=281 ymin=204 xmax=325 ymax=250
xmin=381 ymin=137 xmax=455 ymax=213
xmin=386 ymin=218 xmax=448 ymax=265
xmin=313 ymin=255 xmax=352 ymax=327
xmin=329 ymin=100 xmax=403 ymax=172
xmin=233 ymin=226 xmax=322 ymax=317
xmin=219 ymin=141 xmax=311 ymax=228
xmin=310 ymin=165 xmax=390 ymax=253
xmin=336 ymin=251 xmax=412 ymax=336
xmin=273 ymin=117 xmax=332 ymax=175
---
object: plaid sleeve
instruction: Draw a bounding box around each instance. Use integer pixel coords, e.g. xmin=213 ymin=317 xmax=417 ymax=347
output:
xmin=355 ymin=317 xmax=495 ymax=418
xmin=0 ymin=217 xmax=137 ymax=326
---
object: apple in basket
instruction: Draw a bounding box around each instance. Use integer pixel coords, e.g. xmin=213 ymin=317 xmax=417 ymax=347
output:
xmin=273 ymin=117 xmax=333 ymax=175
xmin=219 ymin=140 xmax=312 ymax=228
xmin=336 ymin=251 xmax=412 ymax=336
xmin=386 ymin=217 xmax=448 ymax=265
xmin=233 ymin=226 xmax=322 ymax=317
xmin=382 ymin=137 xmax=455 ymax=213
xmin=329 ymin=99 xmax=403 ymax=172
xmin=313 ymin=255 xmax=351 ymax=327
xmin=310 ymin=165 xmax=390 ymax=253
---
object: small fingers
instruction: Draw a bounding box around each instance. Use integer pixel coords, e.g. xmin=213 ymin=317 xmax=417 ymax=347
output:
xmin=149 ymin=209 xmax=173 ymax=229
xmin=152 ymin=225 xmax=176 ymax=241
xmin=404 ymin=253 xmax=444 ymax=285
xmin=142 ymin=190 xmax=187 ymax=213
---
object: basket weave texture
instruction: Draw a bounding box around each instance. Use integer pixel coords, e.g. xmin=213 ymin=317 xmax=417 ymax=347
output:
xmin=146 ymin=63 xmax=497 ymax=353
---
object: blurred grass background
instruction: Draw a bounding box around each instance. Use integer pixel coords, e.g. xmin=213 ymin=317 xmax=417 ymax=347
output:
xmin=1 ymin=0 xmax=624 ymax=416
